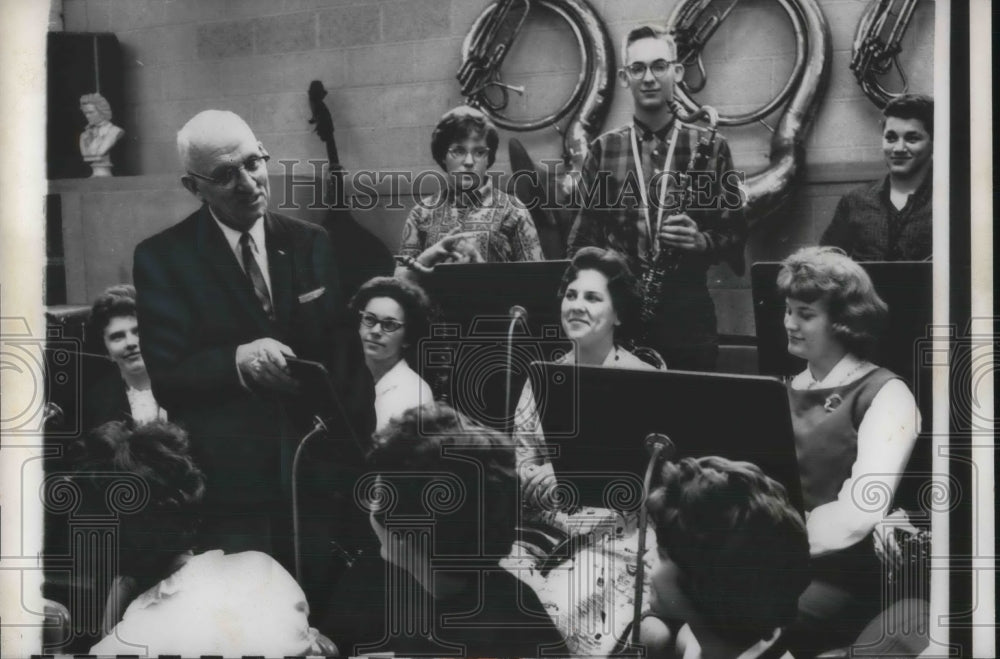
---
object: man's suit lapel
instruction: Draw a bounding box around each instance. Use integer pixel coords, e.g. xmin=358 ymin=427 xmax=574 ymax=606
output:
xmin=195 ymin=205 xmax=274 ymax=335
xmin=265 ymin=213 xmax=294 ymax=331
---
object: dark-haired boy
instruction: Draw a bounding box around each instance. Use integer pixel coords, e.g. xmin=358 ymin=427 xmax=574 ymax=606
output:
xmin=821 ymin=94 xmax=934 ymax=261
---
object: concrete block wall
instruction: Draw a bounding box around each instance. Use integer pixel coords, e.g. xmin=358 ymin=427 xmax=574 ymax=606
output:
xmin=55 ymin=0 xmax=936 ymax=336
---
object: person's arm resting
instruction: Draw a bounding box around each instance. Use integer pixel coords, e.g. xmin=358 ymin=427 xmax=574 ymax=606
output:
xmin=807 ymin=379 xmax=920 ymax=556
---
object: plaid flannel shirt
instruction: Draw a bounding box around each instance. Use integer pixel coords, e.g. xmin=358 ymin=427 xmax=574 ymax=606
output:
xmin=567 ymin=118 xmax=747 ymax=280
xmin=398 ymin=182 xmax=544 ymax=263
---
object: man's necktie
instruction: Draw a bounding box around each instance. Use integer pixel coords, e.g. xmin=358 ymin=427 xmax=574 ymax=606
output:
xmin=239 ymin=232 xmax=274 ymax=320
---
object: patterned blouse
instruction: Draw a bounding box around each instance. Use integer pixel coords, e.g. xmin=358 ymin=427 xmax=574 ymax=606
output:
xmin=398 ymin=183 xmax=544 ymax=263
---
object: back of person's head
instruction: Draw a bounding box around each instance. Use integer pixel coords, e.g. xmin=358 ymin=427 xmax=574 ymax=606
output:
xmin=430 ymin=105 xmax=500 ymax=169
xmin=647 ymin=456 xmax=810 ymax=647
xmin=621 ymin=23 xmax=677 ymax=64
xmin=882 ymin=93 xmax=934 ymax=138
xmin=776 ymin=246 xmax=888 ymax=358
xmin=69 ymin=420 xmax=206 ymax=585
xmin=366 ymin=403 xmax=517 ymax=561
xmin=88 ymin=284 xmax=137 ymax=350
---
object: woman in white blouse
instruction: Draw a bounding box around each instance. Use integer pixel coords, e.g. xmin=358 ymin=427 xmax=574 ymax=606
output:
xmin=778 ymin=246 xmax=920 ymax=655
xmin=349 ymin=277 xmax=434 ymax=432
xmin=79 ymin=421 xmax=334 ymax=656
xmin=516 ymin=247 xmax=661 ymax=507
xmin=84 ymin=284 xmax=166 ymax=430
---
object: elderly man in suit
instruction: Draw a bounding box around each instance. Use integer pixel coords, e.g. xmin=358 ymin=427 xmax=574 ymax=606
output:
xmin=133 ymin=110 xmax=371 ymax=599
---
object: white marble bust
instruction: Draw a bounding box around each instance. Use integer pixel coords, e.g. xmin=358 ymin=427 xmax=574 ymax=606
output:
xmin=79 ymin=92 xmax=124 ymax=177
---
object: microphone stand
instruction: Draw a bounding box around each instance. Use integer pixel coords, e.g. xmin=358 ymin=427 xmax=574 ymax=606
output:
xmin=504 ymin=306 xmax=527 ymax=436
xmin=630 ymin=433 xmax=674 ymax=648
xmin=292 ymin=415 xmax=329 ymax=584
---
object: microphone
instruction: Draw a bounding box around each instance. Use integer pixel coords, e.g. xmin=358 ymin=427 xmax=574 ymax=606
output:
xmin=644 ymin=432 xmax=675 ymax=462
xmin=509 ymin=305 xmax=527 ymax=321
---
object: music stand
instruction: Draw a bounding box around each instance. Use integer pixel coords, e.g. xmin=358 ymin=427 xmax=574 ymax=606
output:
xmin=419 ymin=261 xmax=572 ymax=431
xmin=423 ymin=260 xmax=570 ymax=329
xmin=530 ymin=363 xmax=804 ymax=513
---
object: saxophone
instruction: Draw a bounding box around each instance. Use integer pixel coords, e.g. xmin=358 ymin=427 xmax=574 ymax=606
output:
xmin=639 ymin=102 xmax=719 ymax=328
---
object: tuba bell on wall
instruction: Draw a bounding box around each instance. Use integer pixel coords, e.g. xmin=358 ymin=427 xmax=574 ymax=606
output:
xmin=458 ymin=0 xmax=615 ymax=186
xmin=665 ymin=0 xmax=832 ymax=225
xmin=850 ymin=0 xmax=920 ymax=108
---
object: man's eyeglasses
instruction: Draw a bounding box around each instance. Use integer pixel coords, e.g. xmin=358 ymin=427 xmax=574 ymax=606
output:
xmin=623 ymin=59 xmax=676 ymax=80
xmin=447 ymin=146 xmax=491 ymax=161
xmin=359 ymin=311 xmax=405 ymax=334
xmin=187 ymin=153 xmax=270 ymax=188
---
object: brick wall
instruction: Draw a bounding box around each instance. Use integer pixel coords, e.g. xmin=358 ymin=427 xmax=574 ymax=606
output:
xmin=56 ymin=0 xmax=936 ymax=335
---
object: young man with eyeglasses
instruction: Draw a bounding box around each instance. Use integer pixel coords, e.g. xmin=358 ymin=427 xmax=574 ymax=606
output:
xmin=568 ymin=24 xmax=747 ymax=371
xmin=395 ymin=105 xmax=543 ymax=280
xmin=132 ymin=110 xmax=372 ymax=609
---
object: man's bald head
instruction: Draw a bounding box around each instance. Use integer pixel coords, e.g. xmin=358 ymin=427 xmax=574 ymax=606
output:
xmin=177 ymin=110 xmax=258 ymax=173
xmin=176 ymin=110 xmax=271 ymax=231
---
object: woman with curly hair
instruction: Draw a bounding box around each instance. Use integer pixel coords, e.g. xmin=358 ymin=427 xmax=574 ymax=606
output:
xmin=79 ymin=421 xmax=335 ymax=656
xmin=84 ymin=284 xmax=166 ymax=430
xmin=349 ymin=276 xmax=435 ymax=430
xmin=394 ymin=105 xmax=543 ymax=279
xmin=515 ymin=246 xmax=662 ymax=507
xmin=778 ymin=246 xmax=920 ymax=655
xmin=639 ymin=456 xmax=810 ymax=659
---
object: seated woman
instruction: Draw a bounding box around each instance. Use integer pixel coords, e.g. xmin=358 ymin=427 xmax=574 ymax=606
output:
xmin=74 ymin=421 xmax=333 ymax=656
xmin=83 ymin=284 xmax=166 ymax=431
xmin=349 ymin=276 xmax=434 ymax=431
xmin=394 ymin=105 xmax=544 ymax=280
xmin=515 ymin=246 xmax=661 ymax=506
xmin=776 ymin=247 xmax=921 ymax=655
xmin=639 ymin=456 xmax=810 ymax=659
xmin=320 ymin=404 xmax=568 ymax=657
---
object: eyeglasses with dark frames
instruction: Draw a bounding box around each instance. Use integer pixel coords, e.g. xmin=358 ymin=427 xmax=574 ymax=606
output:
xmin=447 ymin=146 xmax=491 ymax=161
xmin=623 ymin=59 xmax=676 ymax=80
xmin=359 ymin=311 xmax=405 ymax=334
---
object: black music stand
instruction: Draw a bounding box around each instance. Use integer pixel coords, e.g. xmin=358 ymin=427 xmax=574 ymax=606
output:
xmin=531 ymin=363 xmax=804 ymax=513
xmin=418 ymin=261 xmax=572 ymax=431
xmin=751 ymin=260 xmax=933 ymax=510
xmin=422 ymin=260 xmax=570 ymax=329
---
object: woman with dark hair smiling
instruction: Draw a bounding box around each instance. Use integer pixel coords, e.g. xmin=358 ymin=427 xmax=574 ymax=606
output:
xmin=349 ymin=276 xmax=434 ymax=431
xmin=395 ymin=105 xmax=543 ymax=279
xmin=84 ymin=284 xmax=166 ymax=430
xmin=778 ymin=246 xmax=920 ymax=655
xmin=515 ymin=246 xmax=662 ymax=507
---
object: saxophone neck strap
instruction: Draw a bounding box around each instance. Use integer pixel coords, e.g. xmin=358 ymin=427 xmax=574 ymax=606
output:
xmin=630 ymin=122 xmax=682 ymax=260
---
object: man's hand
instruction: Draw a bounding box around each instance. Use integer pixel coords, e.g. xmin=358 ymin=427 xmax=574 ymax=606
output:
xmin=417 ymin=232 xmax=484 ymax=267
xmin=236 ymin=338 xmax=298 ymax=393
xmin=658 ymin=214 xmax=708 ymax=252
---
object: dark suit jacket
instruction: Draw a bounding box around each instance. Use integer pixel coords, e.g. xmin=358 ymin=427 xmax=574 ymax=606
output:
xmin=133 ymin=206 xmax=370 ymax=505
xmin=81 ymin=372 xmax=130 ymax=435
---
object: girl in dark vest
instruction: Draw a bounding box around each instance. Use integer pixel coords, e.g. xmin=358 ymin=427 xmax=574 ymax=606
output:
xmin=778 ymin=246 xmax=920 ymax=656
